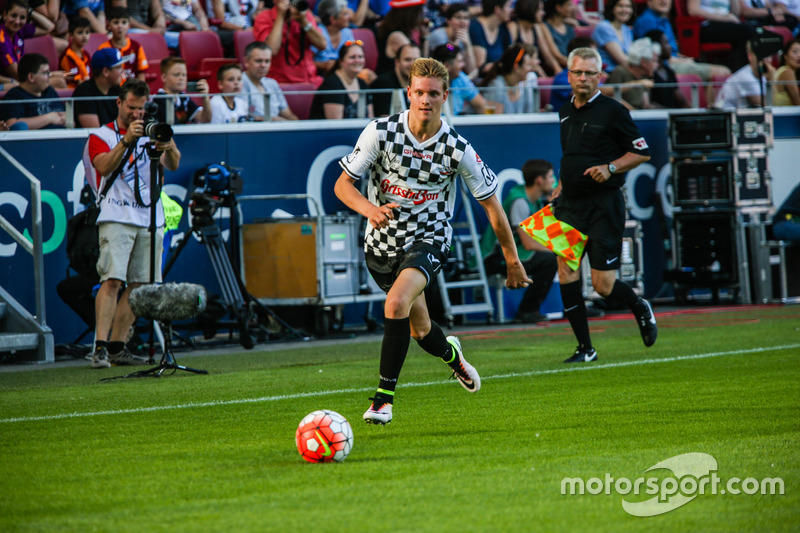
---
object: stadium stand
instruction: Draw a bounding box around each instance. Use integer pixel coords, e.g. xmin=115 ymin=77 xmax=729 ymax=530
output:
xmin=234 ymin=29 xmax=255 ymax=65
xmin=86 ymin=33 xmax=107 ymax=56
xmin=676 ymin=72 xmax=707 ymax=107
xmin=179 ymin=31 xmax=225 ymax=80
xmin=280 ymin=82 xmax=317 ymax=120
xmin=24 ymin=35 xmax=59 ymax=71
xmin=673 ymin=0 xmax=732 ymax=60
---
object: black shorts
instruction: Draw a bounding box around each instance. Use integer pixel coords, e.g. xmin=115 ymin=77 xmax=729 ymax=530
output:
xmin=365 ymin=242 xmax=447 ymax=293
xmin=553 ymin=189 xmax=626 ymax=271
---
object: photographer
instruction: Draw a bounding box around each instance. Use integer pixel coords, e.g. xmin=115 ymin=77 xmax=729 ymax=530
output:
xmin=82 ymin=78 xmax=181 ymax=369
xmin=253 ymin=0 xmax=326 ymax=85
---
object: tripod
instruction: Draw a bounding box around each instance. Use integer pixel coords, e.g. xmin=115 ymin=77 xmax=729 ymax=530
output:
xmin=104 ymin=143 xmax=208 ymax=380
xmin=163 ymin=184 xmax=306 ymax=348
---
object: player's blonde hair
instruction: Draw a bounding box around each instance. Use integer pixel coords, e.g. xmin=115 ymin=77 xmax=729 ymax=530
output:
xmin=408 ymin=57 xmax=450 ymax=92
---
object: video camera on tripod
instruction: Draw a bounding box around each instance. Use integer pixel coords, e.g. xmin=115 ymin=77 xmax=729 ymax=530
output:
xmin=189 ymin=163 xmax=244 ymax=228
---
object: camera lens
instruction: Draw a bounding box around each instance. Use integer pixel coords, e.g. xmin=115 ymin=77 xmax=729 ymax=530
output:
xmin=144 ymin=122 xmax=174 ymax=143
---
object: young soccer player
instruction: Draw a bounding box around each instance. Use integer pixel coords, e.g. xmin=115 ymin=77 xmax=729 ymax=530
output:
xmin=96 ymin=6 xmax=148 ymax=84
xmin=209 ymin=63 xmax=249 ymax=123
xmin=335 ymin=57 xmax=531 ymax=425
xmin=59 ymin=16 xmax=92 ymax=89
xmin=153 ymin=56 xmax=211 ymax=124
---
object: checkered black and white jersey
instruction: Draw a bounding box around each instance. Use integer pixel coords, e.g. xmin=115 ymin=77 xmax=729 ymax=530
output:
xmin=339 ymin=111 xmax=498 ymax=257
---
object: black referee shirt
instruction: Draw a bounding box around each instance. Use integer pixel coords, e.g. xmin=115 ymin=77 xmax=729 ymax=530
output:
xmin=558 ymin=91 xmax=650 ymax=196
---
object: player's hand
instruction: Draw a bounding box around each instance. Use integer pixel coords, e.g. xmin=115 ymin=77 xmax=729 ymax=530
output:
xmin=584 ymin=164 xmax=611 ymax=183
xmin=505 ymin=259 xmax=533 ymax=289
xmin=367 ymin=202 xmax=400 ymax=229
xmin=551 ymin=182 xmax=562 ymax=200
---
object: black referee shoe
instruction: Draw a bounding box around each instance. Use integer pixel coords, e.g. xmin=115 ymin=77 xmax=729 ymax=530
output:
xmin=564 ymin=346 xmax=598 ymax=363
xmin=634 ymin=298 xmax=658 ymax=347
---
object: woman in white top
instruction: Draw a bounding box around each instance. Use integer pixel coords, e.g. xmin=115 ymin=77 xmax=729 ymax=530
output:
xmin=210 ymin=63 xmax=250 ymax=123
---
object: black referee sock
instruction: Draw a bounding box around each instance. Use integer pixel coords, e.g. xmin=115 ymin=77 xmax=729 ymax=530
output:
xmin=376 ymin=317 xmax=411 ymax=401
xmin=608 ymin=279 xmax=641 ymax=311
xmin=561 ymin=280 xmax=592 ymax=350
xmin=416 ymin=320 xmax=453 ymax=362
xmin=94 ymin=340 xmax=108 ymax=352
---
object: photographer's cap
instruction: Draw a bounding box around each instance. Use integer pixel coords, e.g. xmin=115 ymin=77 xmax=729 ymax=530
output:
xmin=91 ymin=48 xmax=135 ymax=72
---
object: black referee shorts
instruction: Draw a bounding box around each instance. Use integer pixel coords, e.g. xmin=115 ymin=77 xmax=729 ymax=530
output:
xmin=365 ymin=242 xmax=447 ymax=293
xmin=554 ymin=189 xmax=626 ymax=272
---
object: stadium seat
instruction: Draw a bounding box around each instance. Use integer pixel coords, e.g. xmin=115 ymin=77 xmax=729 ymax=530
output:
xmin=179 ymin=31 xmax=225 ymax=80
xmin=131 ymin=33 xmax=170 ymax=85
xmin=673 ymin=0 xmax=731 ymax=60
xmin=280 ymin=82 xmax=316 ymax=120
xmin=764 ymin=25 xmax=793 ymax=46
xmin=234 ymin=29 xmax=255 ymax=65
xmin=25 ymin=35 xmax=58 ymax=70
xmin=573 ymin=25 xmax=595 ymax=39
xmin=675 ymin=73 xmax=707 ymax=108
xmin=537 ymin=77 xmax=553 ymax=110
xmin=86 ymin=33 xmax=107 ymax=56
xmin=352 ymin=28 xmax=378 ymax=72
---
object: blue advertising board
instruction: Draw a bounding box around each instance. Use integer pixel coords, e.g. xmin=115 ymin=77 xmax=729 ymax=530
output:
xmin=2 ymin=109 xmax=798 ymax=344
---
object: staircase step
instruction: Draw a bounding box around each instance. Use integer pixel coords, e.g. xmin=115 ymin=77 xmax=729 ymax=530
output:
xmin=0 ymin=333 xmax=39 ymax=353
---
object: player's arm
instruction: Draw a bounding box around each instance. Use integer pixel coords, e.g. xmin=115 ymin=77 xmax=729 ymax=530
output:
xmin=478 ymin=194 xmax=532 ymax=289
xmin=334 ymin=172 xmax=399 ymax=229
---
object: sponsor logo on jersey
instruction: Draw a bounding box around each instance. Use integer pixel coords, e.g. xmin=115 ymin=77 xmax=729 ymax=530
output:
xmin=380 ymin=179 xmax=440 ymax=205
xmin=475 ymin=153 xmax=482 ymax=163
xmin=439 ymin=166 xmax=456 ymax=178
xmin=403 ymin=147 xmax=433 ymax=161
xmin=632 ymin=137 xmax=649 ymax=150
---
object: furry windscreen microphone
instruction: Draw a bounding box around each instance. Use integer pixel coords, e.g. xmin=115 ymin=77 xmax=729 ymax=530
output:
xmin=129 ymin=283 xmax=207 ymax=322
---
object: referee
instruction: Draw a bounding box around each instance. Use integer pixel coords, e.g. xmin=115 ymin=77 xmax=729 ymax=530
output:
xmin=553 ymin=47 xmax=658 ymax=364
xmin=335 ymin=57 xmax=531 ymax=425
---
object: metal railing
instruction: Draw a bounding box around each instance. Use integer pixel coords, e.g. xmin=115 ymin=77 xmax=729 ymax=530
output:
xmin=0 ymin=145 xmax=47 ymax=327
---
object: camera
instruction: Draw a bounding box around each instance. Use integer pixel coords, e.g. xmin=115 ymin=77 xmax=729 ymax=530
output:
xmin=190 ymin=163 xmax=244 ymax=228
xmin=290 ymin=0 xmax=309 ymax=12
xmin=143 ymin=100 xmax=174 ymax=143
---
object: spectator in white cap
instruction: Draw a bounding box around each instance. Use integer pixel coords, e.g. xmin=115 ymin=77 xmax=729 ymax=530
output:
xmin=72 ymin=48 xmax=133 ymax=128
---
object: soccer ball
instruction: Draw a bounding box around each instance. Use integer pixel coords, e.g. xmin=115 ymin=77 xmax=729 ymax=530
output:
xmin=296 ymin=410 xmax=354 ymax=463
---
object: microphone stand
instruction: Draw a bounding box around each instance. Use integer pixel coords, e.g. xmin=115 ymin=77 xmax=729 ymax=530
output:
xmin=105 ymin=142 xmax=207 ymax=380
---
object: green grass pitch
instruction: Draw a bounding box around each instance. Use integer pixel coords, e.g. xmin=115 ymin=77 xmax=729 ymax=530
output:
xmin=0 ymin=306 xmax=798 ymax=532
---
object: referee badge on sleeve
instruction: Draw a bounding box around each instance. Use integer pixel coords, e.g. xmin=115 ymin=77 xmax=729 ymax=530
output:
xmin=632 ymin=137 xmax=649 ymax=150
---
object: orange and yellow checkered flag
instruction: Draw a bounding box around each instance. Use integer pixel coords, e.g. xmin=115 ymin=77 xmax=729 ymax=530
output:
xmin=519 ymin=204 xmax=588 ymax=271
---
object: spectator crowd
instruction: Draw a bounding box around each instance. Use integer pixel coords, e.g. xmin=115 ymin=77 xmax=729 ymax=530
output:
xmin=1 ymin=0 xmax=800 ymax=129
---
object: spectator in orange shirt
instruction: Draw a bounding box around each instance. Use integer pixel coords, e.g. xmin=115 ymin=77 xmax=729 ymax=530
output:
xmin=59 ymin=16 xmax=92 ymax=89
xmin=1 ymin=0 xmax=56 ymax=80
xmin=253 ymin=0 xmax=325 ymax=85
xmin=96 ymin=6 xmax=149 ymax=83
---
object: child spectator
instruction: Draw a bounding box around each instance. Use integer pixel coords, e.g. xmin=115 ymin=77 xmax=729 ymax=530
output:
xmin=240 ymin=41 xmax=298 ymax=121
xmin=0 ymin=53 xmax=65 ymax=130
xmin=1 ymin=0 xmax=56 ymax=79
xmin=209 ymin=63 xmax=249 ymax=123
xmin=59 ymin=16 xmax=92 ymax=89
xmin=96 ymin=7 xmax=149 ymax=84
xmin=62 ymin=0 xmax=106 ymax=35
xmin=153 ymin=56 xmax=211 ymax=123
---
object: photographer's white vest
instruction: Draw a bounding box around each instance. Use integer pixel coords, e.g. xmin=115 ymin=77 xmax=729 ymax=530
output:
xmin=82 ymin=122 xmax=165 ymax=228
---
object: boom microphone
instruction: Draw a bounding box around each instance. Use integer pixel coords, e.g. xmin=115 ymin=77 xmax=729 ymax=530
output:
xmin=129 ymin=283 xmax=207 ymax=322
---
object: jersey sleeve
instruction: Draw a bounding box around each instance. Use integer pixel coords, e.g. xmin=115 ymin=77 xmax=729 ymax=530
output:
xmin=457 ymin=143 xmax=499 ymax=202
xmin=87 ymin=133 xmax=111 ymax=188
xmin=338 ymin=119 xmax=381 ymax=179
xmin=136 ymin=46 xmax=148 ymax=72
xmin=613 ymin=104 xmax=651 ymax=157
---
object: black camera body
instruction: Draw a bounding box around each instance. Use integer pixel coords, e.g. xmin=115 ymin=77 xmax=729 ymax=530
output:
xmin=189 ymin=163 xmax=244 ymax=228
xmin=143 ymin=100 xmax=174 ymax=143
xmin=290 ymin=0 xmax=309 ymax=12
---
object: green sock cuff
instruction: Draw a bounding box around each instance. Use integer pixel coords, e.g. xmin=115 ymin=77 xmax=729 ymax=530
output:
xmin=443 ymin=341 xmax=456 ymax=364
xmin=376 ymin=388 xmax=395 ymax=397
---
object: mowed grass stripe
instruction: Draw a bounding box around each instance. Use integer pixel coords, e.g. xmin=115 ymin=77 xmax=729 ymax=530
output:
xmin=3 ymin=342 xmax=797 ymax=425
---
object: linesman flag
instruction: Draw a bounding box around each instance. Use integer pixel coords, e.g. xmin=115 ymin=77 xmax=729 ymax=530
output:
xmin=519 ymin=204 xmax=588 ymax=271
